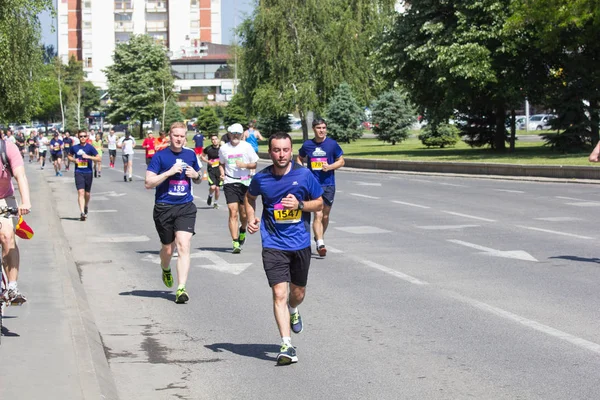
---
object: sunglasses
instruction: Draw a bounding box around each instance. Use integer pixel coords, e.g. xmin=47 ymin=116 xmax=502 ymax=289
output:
xmin=79 ymin=135 xmax=88 ymax=138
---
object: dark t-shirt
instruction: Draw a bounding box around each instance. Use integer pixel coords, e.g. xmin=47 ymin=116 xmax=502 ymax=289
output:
xmin=203 ymin=145 xmax=220 ymax=171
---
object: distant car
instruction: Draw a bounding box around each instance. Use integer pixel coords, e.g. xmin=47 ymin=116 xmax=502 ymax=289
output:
xmin=142 ymin=121 xmax=153 ymax=130
xmin=505 ymin=115 xmax=527 ymax=130
xmin=527 ymin=114 xmax=556 ymax=131
xmin=362 ymin=121 xmax=372 ymax=130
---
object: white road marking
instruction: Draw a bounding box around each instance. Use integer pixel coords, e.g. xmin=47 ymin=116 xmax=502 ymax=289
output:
xmin=451 ymin=292 xmax=600 ymax=355
xmin=134 ymin=175 xmax=145 ymax=180
xmin=325 ymin=246 xmax=343 ymax=254
xmin=556 ymin=196 xmax=586 ymax=201
xmin=517 ymin=226 xmax=593 ymax=240
xmin=335 ymin=226 xmax=391 ymax=234
xmin=349 ymin=193 xmax=380 ymax=200
xmin=354 ymin=182 xmax=382 ymax=186
xmin=417 ymin=225 xmax=479 ymax=230
xmin=88 ymin=210 xmax=117 ymax=213
xmin=565 ymin=202 xmax=600 ymax=207
xmin=360 ymin=259 xmax=428 ymax=285
xmin=494 ymin=189 xmax=525 ymax=193
xmin=442 ymin=211 xmax=496 ymax=222
xmin=411 ymin=179 xmax=433 ymax=183
xmin=91 ymin=234 xmax=150 ymax=243
xmin=448 ymin=239 xmax=538 ymax=262
xmin=535 ymin=217 xmax=582 ymax=222
xmin=391 ymin=200 xmax=430 ymax=209
xmin=438 ymin=182 xmax=466 ymax=187
xmin=142 ymin=251 xmax=252 ymax=275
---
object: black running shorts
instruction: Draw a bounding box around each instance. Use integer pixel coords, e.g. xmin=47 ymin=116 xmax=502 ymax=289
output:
xmin=207 ymin=169 xmax=222 ymax=187
xmin=224 ymin=183 xmax=248 ymax=204
xmin=109 ymin=149 xmax=117 ymax=158
xmin=51 ymin=152 xmax=62 ymax=162
xmin=153 ymin=201 xmax=197 ymax=245
xmin=262 ymin=247 xmax=311 ymax=287
xmin=321 ymin=185 xmax=336 ymax=207
xmin=75 ymin=172 xmax=93 ymax=192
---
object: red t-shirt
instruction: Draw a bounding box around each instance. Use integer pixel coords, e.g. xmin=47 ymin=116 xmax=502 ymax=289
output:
xmin=142 ymin=138 xmax=156 ymax=158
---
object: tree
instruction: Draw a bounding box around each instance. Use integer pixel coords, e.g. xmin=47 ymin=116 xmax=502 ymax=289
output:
xmin=0 ymin=0 xmax=51 ymax=121
xmin=196 ymin=107 xmax=220 ymax=134
xmin=418 ymin=123 xmax=461 ymax=148
xmin=238 ymin=0 xmax=396 ymax=141
xmin=41 ymin=44 xmax=56 ymax=64
xmin=325 ymin=83 xmax=363 ymax=143
xmin=33 ymin=63 xmax=61 ymax=126
xmin=223 ymin=96 xmax=248 ymax=127
xmin=371 ymin=90 xmax=415 ymax=145
xmin=256 ymin=114 xmax=291 ymax=138
xmin=163 ymin=98 xmax=184 ymax=129
xmin=105 ymin=35 xmax=173 ymax=138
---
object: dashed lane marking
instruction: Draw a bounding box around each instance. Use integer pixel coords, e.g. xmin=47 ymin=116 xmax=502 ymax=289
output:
xmin=517 ymin=226 xmax=593 ymax=240
xmin=417 ymin=225 xmax=480 ymax=230
xmin=494 ymin=189 xmax=525 ymax=193
xmin=391 ymin=200 xmax=430 ymax=209
xmin=349 ymin=193 xmax=380 ymax=200
xmin=442 ymin=211 xmax=496 ymax=222
xmin=335 ymin=226 xmax=391 ymax=234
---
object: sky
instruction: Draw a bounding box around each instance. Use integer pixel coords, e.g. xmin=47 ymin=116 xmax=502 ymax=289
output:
xmin=39 ymin=0 xmax=255 ymax=48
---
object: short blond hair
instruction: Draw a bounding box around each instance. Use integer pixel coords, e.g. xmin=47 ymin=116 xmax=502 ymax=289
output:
xmin=169 ymin=122 xmax=186 ymax=132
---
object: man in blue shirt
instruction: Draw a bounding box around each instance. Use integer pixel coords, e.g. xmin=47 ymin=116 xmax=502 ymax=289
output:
xmin=246 ymin=132 xmax=323 ymax=366
xmin=146 ymin=121 xmax=202 ymax=304
xmin=297 ymin=118 xmax=345 ymax=257
xmin=193 ymin=130 xmax=204 ymax=165
xmin=49 ymin=132 xmax=64 ymax=176
xmin=68 ymin=129 xmax=101 ymax=221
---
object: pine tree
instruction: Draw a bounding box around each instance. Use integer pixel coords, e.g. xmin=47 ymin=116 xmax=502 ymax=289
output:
xmin=197 ymin=107 xmax=220 ymax=134
xmin=371 ymin=90 xmax=415 ymax=145
xmin=164 ymin=98 xmax=184 ymax=129
xmin=256 ymin=114 xmax=291 ymax=138
xmin=223 ymin=102 xmax=247 ymax=127
xmin=326 ymin=83 xmax=364 ymax=143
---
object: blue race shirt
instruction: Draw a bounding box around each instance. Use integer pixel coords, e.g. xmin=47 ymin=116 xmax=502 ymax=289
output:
xmin=147 ymin=147 xmax=200 ymax=205
xmin=298 ymin=137 xmax=343 ymax=186
xmin=248 ymin=162 xmax=324 ymax=251
xmin=69 ymin=144 xmax=97 ymax=174
xmin=49 ymin=138 xmax=63 ymax=155
xmin=193 ymin=133 xmax=204 ymax=148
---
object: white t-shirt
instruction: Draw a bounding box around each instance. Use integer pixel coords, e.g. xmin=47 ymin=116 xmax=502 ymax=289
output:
xmin=218 ymin=141 xmax=259 ymax=186
xmin=38 ymin=136 xmax=49 ymax=152
xmin=118 ymin=136 xmax=136 ymax=155
xmin=71 ymin=136 xmax=80 ymax=146
xmin=107 ymin=134 xmax=117 ymax=150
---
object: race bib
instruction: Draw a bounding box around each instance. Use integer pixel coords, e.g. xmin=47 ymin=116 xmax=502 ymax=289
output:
xmin=210 ymin=159 xmax=219 ymax=167
xmin=168 ymin=180 xmax=189 ymax=196
xmin=148 ymin=149 xmax=155 ymax=156
xmin=53 ymin=144 xmax=60 ymax=151
xmin=273 ymin=203 xmax=301 ymax=224
xmin=76 ymin=159 xmax=87 ymax=168
xmin=64 ymin=143 xmax=70 ymax=148
xmin=310 ymin=157 xmax=327 ymax=171
xmin=241 ymin=175 xmax=251 ymax=185
xmin=227 ymin=154 xmax=243 ymax=165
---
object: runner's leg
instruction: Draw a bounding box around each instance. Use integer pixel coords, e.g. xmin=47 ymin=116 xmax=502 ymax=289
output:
xmin=174 ymin=231 xmax=193 ymax=287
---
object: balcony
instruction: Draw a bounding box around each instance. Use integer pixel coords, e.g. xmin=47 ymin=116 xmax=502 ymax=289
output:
xmin=146 ymin=20 xmax=168 ymax=32
xmin=146 ymin=1 xmax=167 ymax=12
xmin=115 ymin=21 xmax=134 ymax=32
xmin=114 ymin=1 xmax=133 ymax=12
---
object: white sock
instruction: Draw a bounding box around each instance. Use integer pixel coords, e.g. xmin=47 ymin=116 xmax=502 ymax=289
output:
xmin=316 ymin=239 xmax=325 ymax=247
xmin=281 ymin=336 xmax=292 ymax=346
xmin=208 ymin=194 xmax=213 ymax=198
xmin=7 ymin=281 xmax=17 ymax=290
xmin=288 ymin=305 xmax=298 ymax=315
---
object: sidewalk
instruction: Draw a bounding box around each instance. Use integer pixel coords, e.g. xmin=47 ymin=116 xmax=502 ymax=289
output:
xmin=0 ymin=165 xmax=118 ymax=399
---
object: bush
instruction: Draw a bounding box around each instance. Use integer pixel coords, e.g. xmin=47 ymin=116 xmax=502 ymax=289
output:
xmin=325 ymin=83 xmax=363 ymax=143
xmin=371 ymin=90 xmax=415 ymax=145
xmin=418 ymin=123 xmax=460 ymax=148
xmin=542 ymin=126 xmax=592 ymax=153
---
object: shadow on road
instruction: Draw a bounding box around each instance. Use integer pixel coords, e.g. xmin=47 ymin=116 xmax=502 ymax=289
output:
xmin=195 ymin=247 xmax=234 ymax=254
xmin=550 ymin=255 xmax=600 ymax=264
xmin=118 ymin=290 xmax=175 ymax=302
xmin=204 ymin=342 xmax=279 ymax=361
xmin=1 ymin=325 xmax=20 ymax=337
xmin=136 ymin=250 xmax=160 ymax=255
xmin=60 ymin=217 xmax=84 ymax=221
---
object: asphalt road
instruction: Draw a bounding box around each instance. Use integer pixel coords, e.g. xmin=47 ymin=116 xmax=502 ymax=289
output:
xmin=32 ymin=154 xmax=600 ymax=399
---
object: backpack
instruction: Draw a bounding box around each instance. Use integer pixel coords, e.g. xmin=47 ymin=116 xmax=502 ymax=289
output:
xmin=0 ymin=139 xmax=13 ymax=177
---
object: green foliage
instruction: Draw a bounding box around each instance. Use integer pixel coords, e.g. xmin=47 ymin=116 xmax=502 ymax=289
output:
xmin=461 ymin=112 xmax=507 ymax=149
xmin=164 ymin=98 xmax=184 ymax=129
xmin=197 ymin=107 xmax=220 ymax=134
xmin=418 ymin=123 xmax=461 ymax=148
xmin=256 ymin=114 xmax=291 ymax=138
xmin=182 ymin=103 xmax=201 ymax=119
xmin=371 ymin=90 xmax=415 ymax=145
xmin=223 ymin=102 xmax=247 ymax=127
xmin=34 ymin=63 xmax=61 ymax=123
xmin=105 ymin=35 xmax=173 ymax=127
xmin=325 ymin=83 xmax=363 ymax=143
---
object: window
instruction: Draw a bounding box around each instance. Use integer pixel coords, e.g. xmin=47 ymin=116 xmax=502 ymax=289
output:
xmin=84 ymin=57 xmax=93 ymax=68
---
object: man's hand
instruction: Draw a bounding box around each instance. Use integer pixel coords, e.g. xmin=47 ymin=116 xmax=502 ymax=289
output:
xmin=247 ymin=217 xmax=260 ymax=234
xmin=235 ymin=160 xmax=245 ymax=168
xmin=321 ymin=161 xmax=330 ymax=172
xmin=168 ymin=163 xmax=184 ymax=176
xmin=18 ymin=202 xmax=31 ymax=216
xmin=185 ymin=167 xmax=200 ymax=180
xmin=280 ymin=193 xmax=299 ymax=210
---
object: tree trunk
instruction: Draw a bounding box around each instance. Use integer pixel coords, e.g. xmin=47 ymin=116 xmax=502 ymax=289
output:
xmin=299 ymin=109 xmax=309 ymax=142
xmin=494 ymin=104 xmax=506 ymax=151
xmin=509 ymin=109 xmax=516 ymax=152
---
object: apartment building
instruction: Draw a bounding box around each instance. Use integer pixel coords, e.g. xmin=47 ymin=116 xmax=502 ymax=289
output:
xmin=57 ymin=0 xmax=222 ymax=89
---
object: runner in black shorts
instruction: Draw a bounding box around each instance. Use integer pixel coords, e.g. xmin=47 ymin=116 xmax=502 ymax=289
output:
xmin=201 ymin=133 xmax=223 ymax=209
xmin=246 ymin=132 xmax=324 ymax=366
xmin=68 ymin=129 xmax=101 ymax=221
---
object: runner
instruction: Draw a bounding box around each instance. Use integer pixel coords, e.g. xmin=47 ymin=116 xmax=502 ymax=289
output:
xmin=117 ymin=131 xmax=136 ymax=182
xmin=154 ymin=130 xmax=170 ymax=152
xmin=145 ymin=122 xmax=202 ymax=304
xmin=297 ymin=118 xmax=345 ymax=257
xmin=142 ymin=130 xmax=156 ymax=166
xmin=243 ymin=122 xmax=264 ymax=176
xmin=37 ymin=131 xmax=49 ymax=170
xmin=67 ymin=129 xmax=101 ymax=221
xmin=91 ymin=132 xmax=103 ymax=178
xmin=192 ymin=130 xmax=204 ymax=165
xmin=15 ymin=131 xmax=26 ymax=159
xmin=62 ymin=131 xmax=73 ymax=171
xmin=105 ymin=129 xmax=118 ymax=168
xmin=49 ymin=132 xmax=63 ymax=176
xmin=0 ymin=135 xmax=32 ymax=304
xmin=245 ymin=131 xmax=324 ymax=365
xmin=201 ymin=133 xmax=223 ymax=209
xmin=218 ymin=123 xmax=259 ymax=253
xmin=27 ymin=132 xmax=37 ymax=163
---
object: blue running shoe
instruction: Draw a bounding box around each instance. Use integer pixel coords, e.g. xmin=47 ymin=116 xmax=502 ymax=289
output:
xmin=290 ymin=310 xmax=303 ymax=334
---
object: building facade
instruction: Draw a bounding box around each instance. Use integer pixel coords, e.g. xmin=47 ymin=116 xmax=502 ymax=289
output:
xmin=57 ymin=0 xmax=222 ymax=89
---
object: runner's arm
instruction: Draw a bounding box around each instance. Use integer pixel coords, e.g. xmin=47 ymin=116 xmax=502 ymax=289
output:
xmin=145 ymin=164 xmax=181 ymax=189
xmin=244 ymin=192 xmax=260 ymax=234
xmin=12 ymin=165 xmax=31 ymax=215
xmin=323 ymin=156 xmax=345 ymax=172
xmin=280 ymin=193 xmax=323 ymax=212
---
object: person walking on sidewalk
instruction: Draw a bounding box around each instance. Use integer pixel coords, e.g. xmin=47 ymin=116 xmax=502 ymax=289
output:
xmin=201 ymin=133 xmax=222 ymax=209
xmin=145 ymin=122 xmax=202 ymax=304
xmin=68 ymin=129 xmax=101 ymax=221
xmin=0 ymin=137 xmax=32 ymax=304
xmin=297 ymin=118 xmax=345 ymax=257
xmin=245 ymin=132 xmax=323 ymax=365
xmin=218 ymin=123 xmax=258 ymax=253
xmin=118 ymin=131 xmax=136 ymax=182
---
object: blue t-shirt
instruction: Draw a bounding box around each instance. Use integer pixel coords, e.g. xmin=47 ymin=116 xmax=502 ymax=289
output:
xmin=147 ymin=147 xmax=201 ymax=205
xmin=63 ymin=137 xmax=73 ymax=151
xmin=50 ymin=138 xmax=63 ymax=155
xmin=298 ymin=137 xmax=343 ymax=186
xmin=248 ymin=162 xmax=324 ymax=251
xmin=246 ymin=130 xmax=259 ymax=152
xmin=193 ymin=133 xmax=204 ymax=148
xmin=69 ymin=144 xmax=98 ymax=174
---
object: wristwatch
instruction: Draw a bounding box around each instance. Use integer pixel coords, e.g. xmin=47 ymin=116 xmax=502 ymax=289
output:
xmin=297 ymin=201 xmax=304 ymax=211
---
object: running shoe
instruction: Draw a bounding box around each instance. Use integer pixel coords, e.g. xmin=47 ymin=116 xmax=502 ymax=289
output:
xmin=277 ymin=343 xmax=298 ymax=365
xmin=84 ymin=206 xmax=88 ymax=215
xmin=161 ymin=268 xmax=173 ymax=288
xmin=97 ymin=172 xmax=101 ymax=178
xmin=290 ymin=310 xmax=303 ymax=334
xmin=207 ymin=195 xmax=212 ymax=206
xmin=128 ymin=177 xmax=132 ymax=182
xmin=232 ymin=241 xmax=241 ymax=254
xmin=55 ymin=171 xmax=59 ymax=176
xmin=175 ymin=287 xmax=189 ymax=304
xmin=7 ymin=288 xmax=27 ymax=305
xmin=213 ymin=203 xmax=219 ymax=209
xmin=317 ymin=244 xmax=327 ymax=257
xmin=80 ymin=213 xmax=87 ymax=221
xmin=94 ymin=170 xmax=97 ymax=178
xmin=58 ymin=171 xmax=63 ymax=177
xmin=239 ymin=231 xmax=246 ymax=246
xmin=123 ymin=176 xmax=127 ymax=182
